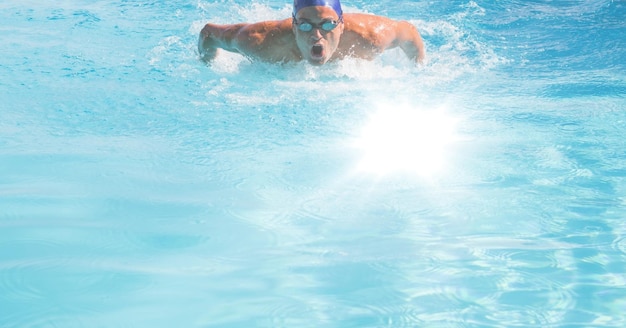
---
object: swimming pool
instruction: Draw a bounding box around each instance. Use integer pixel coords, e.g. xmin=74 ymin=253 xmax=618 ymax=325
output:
xmin=1 ymin=0 xmax=625 ymax=326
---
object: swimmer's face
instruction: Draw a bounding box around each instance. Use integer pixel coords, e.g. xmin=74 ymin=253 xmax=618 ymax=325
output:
xmin=293 ymin=6 xmax=344 ymax=65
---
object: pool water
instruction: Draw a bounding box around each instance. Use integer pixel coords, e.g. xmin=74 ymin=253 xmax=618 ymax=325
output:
xmin=1 ymin=0 xmax=625 ymax=327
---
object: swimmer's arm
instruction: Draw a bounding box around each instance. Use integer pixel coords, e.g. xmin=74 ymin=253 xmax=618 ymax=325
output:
xmin=198 ymin=23 xmax=247 ymax=62
xmin=394 ymin=21 xmax=426 ymax=64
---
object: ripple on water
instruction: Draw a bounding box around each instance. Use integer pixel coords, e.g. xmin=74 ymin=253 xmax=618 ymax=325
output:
xmin=0 ymin=239 xmax=102 ymax=327
xmin=0 ymin=225 xmax=159 ymax=327
xmin=511 ymin=111 xmax=562 ymax=127
xmin=265 ymin=299 xmax=343 ymax=327
xmin=1 ymin=309 xmax=92 ymax=328
xmin=282 ymin=288 xmax=424 ymax=327
xmin=445 ymin=236 xmax=579 ymax=326
xmin=0 ymin=239 xmax=66 ymax=302
xmin=488 ymin=267 xmax=577 ymax=325
xmin=558 ymin=121 xmax=583 ymax=132
xmin=614 ymin=236 xmax=626 ymax=255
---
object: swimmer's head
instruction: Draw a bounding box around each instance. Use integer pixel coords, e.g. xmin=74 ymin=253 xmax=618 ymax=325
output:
xmin=292 ymin=0 xmax=344 ymax=66
xmin=293 ymin=0 xmax=343 ymax=20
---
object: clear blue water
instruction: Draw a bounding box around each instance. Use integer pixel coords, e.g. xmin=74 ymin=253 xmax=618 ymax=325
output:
xmin=1 ymin=0 xmax=625 ymax=327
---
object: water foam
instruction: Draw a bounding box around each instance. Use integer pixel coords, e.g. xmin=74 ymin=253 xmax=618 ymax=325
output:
xmin=189 ymin=1 xmax=507 ymax=84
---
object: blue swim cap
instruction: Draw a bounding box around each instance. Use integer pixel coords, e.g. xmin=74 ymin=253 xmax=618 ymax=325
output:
xmin=293 ymin=0 xmax=343 ymax=19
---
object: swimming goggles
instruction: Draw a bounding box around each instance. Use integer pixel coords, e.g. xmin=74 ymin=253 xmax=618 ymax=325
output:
xmin=294 ymin=19 xmax=340 ymax=32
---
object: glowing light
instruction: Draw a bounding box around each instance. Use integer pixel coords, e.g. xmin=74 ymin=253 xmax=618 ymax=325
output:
xmin=352 ymin=104 xmax=460 ymax=176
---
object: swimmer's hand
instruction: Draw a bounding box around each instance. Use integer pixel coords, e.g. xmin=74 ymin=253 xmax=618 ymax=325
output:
xmin=198 ymin=25 xmax=218 ymax=62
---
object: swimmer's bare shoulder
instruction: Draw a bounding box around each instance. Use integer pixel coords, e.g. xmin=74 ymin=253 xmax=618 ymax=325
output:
xmin=338 ymin=13 xmax=425 ymax=63
xmin=199 ymin=19 xmax=301 ymax=63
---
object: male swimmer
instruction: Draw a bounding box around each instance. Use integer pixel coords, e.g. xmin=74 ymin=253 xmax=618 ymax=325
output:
xmin=198 ymin=0 xmax=425 ymax=65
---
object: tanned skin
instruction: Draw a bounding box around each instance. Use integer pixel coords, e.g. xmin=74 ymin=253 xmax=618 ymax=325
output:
xmin=199 ymin=6 xmax=425 ymax=65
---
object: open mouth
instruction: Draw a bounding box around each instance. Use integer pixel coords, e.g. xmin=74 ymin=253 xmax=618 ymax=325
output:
xmin=311 ymin=44 xmax=324 ymax=58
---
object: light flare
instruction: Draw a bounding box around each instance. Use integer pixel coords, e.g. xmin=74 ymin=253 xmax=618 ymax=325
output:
xmin=352 ymin=104 xmax=461 ymax=176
